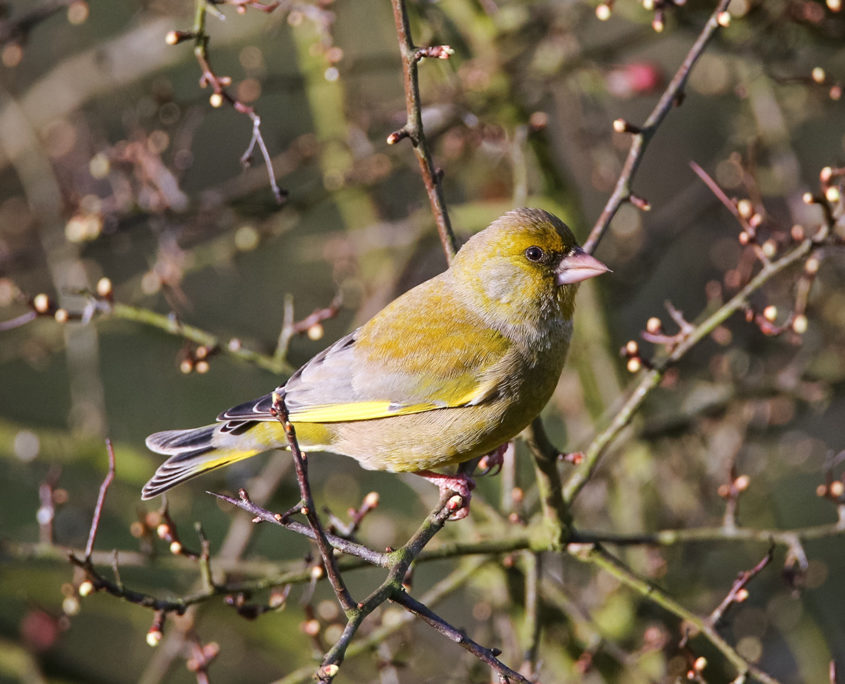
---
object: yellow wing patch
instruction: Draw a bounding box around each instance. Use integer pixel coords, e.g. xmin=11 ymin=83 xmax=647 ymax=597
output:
xmin=290 ymin=400 xmax=443 ymax=423
xmin=289 ymin=375 xmax=500 ymax=424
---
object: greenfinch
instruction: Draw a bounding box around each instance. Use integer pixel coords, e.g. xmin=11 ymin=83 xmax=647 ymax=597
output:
xmin=142 ymin=208 xmax=608 ymax=517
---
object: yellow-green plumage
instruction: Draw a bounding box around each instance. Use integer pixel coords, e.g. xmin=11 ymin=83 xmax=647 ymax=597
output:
xmin=142 ymin=208 xmax=608 ymax=500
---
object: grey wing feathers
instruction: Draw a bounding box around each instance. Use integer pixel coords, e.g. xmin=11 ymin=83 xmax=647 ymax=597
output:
xmin=215 ymin=330 xmax=361 ymax=424
xmin=146 ymin=425 xmax=217 ymax=454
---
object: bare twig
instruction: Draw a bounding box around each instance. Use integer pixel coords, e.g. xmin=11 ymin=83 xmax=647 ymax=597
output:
xmin=208 ymin=489 xmax=389 ymax=568
xmin=708 ymin=547 xmax=773 ymax=627
xmin=84 ymin=439 xmax=116 ymax=560
xmin=393 ymin=590 xmax=530 ymax=683
xmin=388 ymin=0 xmax=457 ymax=260
xmin=173 ymin=0 xmax=285 ymax=203
xmin=564 ymin=228 xmax=832 ymax=505
xmin=269 ymin=391 xmax=355 ymax=612
xmin=583 ymin=0 xmax=731 ymax=254
xmin=574 ymin=545 xmax=780 ymax=684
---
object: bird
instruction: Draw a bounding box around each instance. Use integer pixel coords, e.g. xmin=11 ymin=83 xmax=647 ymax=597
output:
xmin=142 ymin=208 xmax=609 ymax=518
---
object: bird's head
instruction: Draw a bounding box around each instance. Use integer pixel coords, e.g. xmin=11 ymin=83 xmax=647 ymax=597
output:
xmin=451 ymin=208 xmax=609 ymax=332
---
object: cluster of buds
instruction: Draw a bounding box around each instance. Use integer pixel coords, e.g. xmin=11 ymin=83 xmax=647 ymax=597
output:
xmin=149 ymin=509 xmax=199 ymax=559
xmin=733 ymin=197 xmax=780 ymax=263
xmin=621 ymin=339 xmax=652 ymax=373
xmin=685 ymin=655 xmax=708 ymax=681
xmin=717 ymin=472 xmax=750 ymax=501
xmin=326 ymin=490 xmax=381 ymax=538
xmin=741 ymin=247 xmax=820 ymax=338
xmin=179 ymin=343 xmax=218 ymax=375
xmin=186 ymin=640 xmax=220 ymax=674
xmin=809 ymin=66 xmax=843 ymax=102
xmin=815 ymin=473 xmax=845 ymax=503
xmin=801 ymin=166 xmax=845 ymax=232
xmin=595 ymin=0 xmax=724 ymax=33
xmin=414 ymin=45 xmax=455 ymax=62
xmin=743 ymin=304 xmax=805 ymax=337
xmin=21 ymin=278 xmax=114 ymax=329
xmin=818 ymin=165 xmax=845 ymax=208
xmin=225 ymin=586 xmax=290 ymax=620
xmin=30 ymin=293 xmax=68 ymax=324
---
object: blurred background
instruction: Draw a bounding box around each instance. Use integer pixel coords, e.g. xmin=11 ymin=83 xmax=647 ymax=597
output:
xmin=1 ymin=0 xmax=844 ymax=682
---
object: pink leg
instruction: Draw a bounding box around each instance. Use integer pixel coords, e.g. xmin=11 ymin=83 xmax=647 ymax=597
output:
xmin=415 ymin=470 xmax=476 ymax=520
xmin=477 ymin=442 xmax=512 ymax=476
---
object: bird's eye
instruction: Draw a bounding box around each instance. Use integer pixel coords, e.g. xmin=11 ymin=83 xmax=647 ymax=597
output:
xmin=525 ymin=246 xmax=545 ymax=262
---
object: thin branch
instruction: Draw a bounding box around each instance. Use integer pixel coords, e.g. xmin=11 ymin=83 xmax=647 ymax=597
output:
xmin=171 ymin=0 xmax=285 ymax=203
xmin=524 ymin=417 xmax=571 ymax=544
xmin=208 ymin=489 xmax=389 ymax=567
xmin=564 ymin=230 xmax=830 ymax=505
xmin=388 ymin=0 xmax=457 ymax=260
xmin=272 ymin=557 xmax=491 ymax=684
xmin=573 ymin=545 xmax=780 ymax=684
xmin=84 ymin=439 xmax=116 ymax=560
xmin=582 ymin=0 xmax=731 ymax=254
xmin=270 ymin=392 xmax=355 ymax=612
xmin=393 ymin=590 xmax=530 ymax=683
xmin=521 ymin=552 xmax=542 ymax=678
xmin=316 ymin=492 xmax=455 ymax=680
xmin=708 ymin=548 xmax=773 ymax=627
xmin=106 ymin=301 xmax=293 ymax=374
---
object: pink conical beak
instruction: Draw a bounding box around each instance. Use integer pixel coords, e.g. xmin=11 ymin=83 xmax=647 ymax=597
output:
xmin=555 ymin=247 xmax=610 ymax=285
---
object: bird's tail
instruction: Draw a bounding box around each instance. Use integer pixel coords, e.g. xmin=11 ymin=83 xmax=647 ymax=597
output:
xmin=142 ymin=425 xmax=262 ymax=500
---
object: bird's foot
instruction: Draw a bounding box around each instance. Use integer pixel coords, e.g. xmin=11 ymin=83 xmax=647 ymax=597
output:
xmin=477 ymin=442 xmax=512 ymax=476
xmin=415 ymin=470 xmax=476 ymax=520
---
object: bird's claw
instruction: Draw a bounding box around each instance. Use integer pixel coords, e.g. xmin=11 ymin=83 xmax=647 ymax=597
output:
xmin=477 ymin=442 xmax=511 ymax=476
xmin=415 ymin=470 xmax=476 ymax=521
